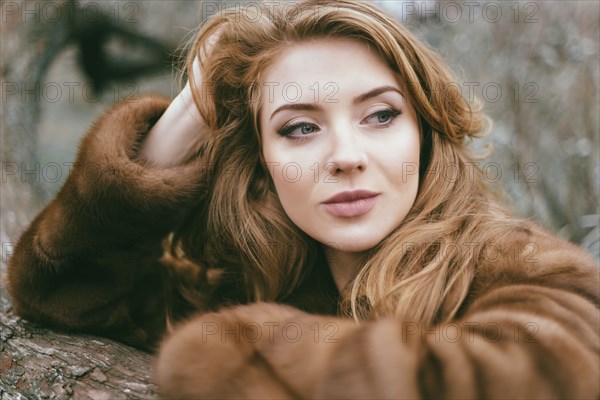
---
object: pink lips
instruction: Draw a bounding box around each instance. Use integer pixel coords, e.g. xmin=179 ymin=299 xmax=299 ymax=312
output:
xmin=321 ymin=190 xmax=380 ymax=218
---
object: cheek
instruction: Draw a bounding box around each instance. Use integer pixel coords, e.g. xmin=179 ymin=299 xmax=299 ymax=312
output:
xmin=381 ymin=129 xmax=420 ymax=172
xmin=262 ymin=144 xmax=313 ymax=213
xmin=263 ymin=145 xmax=304 ymax=202
xmin=272 ymin=168 xmax=302 ymax=200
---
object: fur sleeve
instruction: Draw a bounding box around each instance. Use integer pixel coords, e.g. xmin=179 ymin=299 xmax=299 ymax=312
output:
xmin=7 ymin=95 xmax=209 ymax=350
xmin=155 ymin=224 xmax=600 ymax=398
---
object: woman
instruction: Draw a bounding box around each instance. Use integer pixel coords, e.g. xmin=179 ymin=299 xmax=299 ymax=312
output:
xmin=7 ymin=0 xmax=599 ymax=398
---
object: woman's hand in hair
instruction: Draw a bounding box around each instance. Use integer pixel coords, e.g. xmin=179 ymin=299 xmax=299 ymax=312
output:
xmin=137 ymin=31 xmax=220 ymax=168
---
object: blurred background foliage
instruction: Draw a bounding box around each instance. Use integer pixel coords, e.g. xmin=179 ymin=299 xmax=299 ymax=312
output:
xmin=1 ymin=0 xmax=599 ymax=259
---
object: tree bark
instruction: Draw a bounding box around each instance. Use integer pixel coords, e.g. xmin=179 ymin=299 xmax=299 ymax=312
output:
xmin=1 ymin=268 xmax=158 ymax=399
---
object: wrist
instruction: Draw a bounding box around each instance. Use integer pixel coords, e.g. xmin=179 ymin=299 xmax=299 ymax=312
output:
xmin=138 ymin=89 xmax=206 ymax=167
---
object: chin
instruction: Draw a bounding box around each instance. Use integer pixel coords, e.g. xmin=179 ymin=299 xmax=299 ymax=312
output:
xmin=322 ymin=236 xmax=384 ymax=254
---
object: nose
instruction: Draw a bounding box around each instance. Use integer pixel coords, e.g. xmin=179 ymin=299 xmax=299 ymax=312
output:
xmin=326 ymin=122 xmax=368 ymax=175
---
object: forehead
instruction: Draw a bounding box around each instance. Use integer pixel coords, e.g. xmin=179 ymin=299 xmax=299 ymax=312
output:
xmin=259 ymin=38 xmax=401 ymax=108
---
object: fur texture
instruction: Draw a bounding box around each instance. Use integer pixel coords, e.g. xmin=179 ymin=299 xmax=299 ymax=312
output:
xmin=8 ymin=96 xmax=600 ymax=397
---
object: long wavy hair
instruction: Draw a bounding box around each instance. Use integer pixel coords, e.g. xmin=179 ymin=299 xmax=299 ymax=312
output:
xmin=171 ymin=0 xmax=521 ymax=325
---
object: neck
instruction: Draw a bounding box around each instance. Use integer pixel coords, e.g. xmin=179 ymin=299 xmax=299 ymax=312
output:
xmin=323 ymin=246 xmax=367 ymax=292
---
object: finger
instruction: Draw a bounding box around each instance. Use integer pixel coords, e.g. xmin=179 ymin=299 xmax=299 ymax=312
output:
xmin=201 ymin=28 xmax=223 ymax=58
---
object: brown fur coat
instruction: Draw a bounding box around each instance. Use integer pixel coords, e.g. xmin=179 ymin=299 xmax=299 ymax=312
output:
xmin=8 ymin=95 xmax=600 ymax=399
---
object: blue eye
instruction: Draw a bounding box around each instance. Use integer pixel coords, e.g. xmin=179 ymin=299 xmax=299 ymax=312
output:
xmin=363 ymin=108 xmax=401 ymax=127
xmin=278 ymin=122 xmax=319 ymax=138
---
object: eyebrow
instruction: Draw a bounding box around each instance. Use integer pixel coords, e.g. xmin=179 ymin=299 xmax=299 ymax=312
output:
xmin=269 ymin=85 xmax=404 ymax=121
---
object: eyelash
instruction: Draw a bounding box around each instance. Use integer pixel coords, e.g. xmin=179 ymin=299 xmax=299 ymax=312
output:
xmin=277 ymin=108 xmax=402 ymax=140
xmin=278 ymin=122 xmax=319 ymax=138
xmin=364 ymin=108 xmax=402 ymax=128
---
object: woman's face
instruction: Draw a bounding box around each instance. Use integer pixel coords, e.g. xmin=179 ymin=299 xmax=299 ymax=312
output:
xmin=259 ymin=38 xmax=421 ymax=253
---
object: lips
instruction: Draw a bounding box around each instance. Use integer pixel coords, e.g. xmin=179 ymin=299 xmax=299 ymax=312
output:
xmin=321 ymin=190 xmax=380 ymax=218
xmin=322 ymin=190 xmax=379 ymax=204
